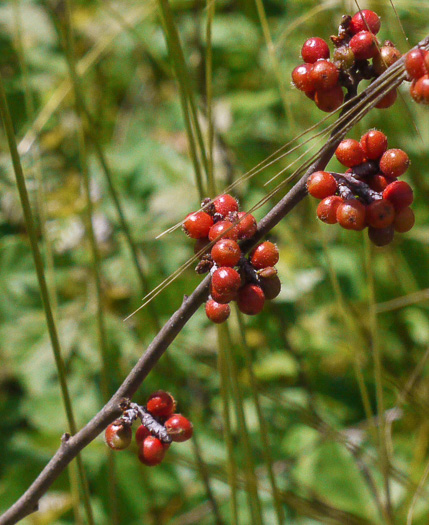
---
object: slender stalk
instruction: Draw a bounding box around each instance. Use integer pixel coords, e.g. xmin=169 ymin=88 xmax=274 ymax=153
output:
xmin=205 ymin=0 xmax=216 ymax=197
xmin=235 ymin=309 xmax=285 ymax=525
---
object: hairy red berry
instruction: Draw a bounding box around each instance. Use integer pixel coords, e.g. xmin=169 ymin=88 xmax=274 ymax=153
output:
xmin=310 ymin=60 xmax=339 ymax=91
xmin=165 ymin=414 xmax=193 ymax=442
xmin=349 ymin=31 xmax=379 ymax=60
xmin=335 ymin=139 xmax=365 ymax=167
xmin=314 ymin=85 xmax=344 ymax=112
xmin=205 ymin=299 xmax=231 ymax=323
xmin=212 ymin=267 xmax=241 ymax=294
xmin=135 ymin=424 xmax=151 ymax=445
xmin=368 ymin=225 xmax=395 ymax=246
xmin=237 ymin=284 xmax=265 ymax=315
xmin=235 ymin=212 xmax=257 ymax=240
xmin=350 ymin=10 xmax=381 ymax=35
xmin=359 ymin=130 xmax=388 ymax=160
xmin=373 ymin=45 xmax=401 ymax=75
xmin=147 ymin=391 xmax=176 ymax=419
xmin=213 ymin=194 xmax=239 ymax=217
xmin=183 ymin=212 xmax=213 ymax=239
xmin=251 ymin=241 xmax=279 ymax=270
xmin=291 ymin=63 xmax=315 ymax=94
xmin=405 ymin=49 xmax=428 ymax=80
xmin=301 ymin=37 xmax=330 ymax=63
xmin=336 ymin=199 xmax=366 ymax=230
xmin=317 ymin=195 xmax=343 ymax=224
xmin=410 ymin=75 xmax=429 ymax=105
xmin=208 ymin=220 xmax=239 ymax=242
xmin=366 ymin=199 xmax=395 ymax=229
xmin=259 ymin=274 xmax=281 ymax=300
xmin=375 ymin=88 xmax=397 ymax=109
xmin=383 ymin=180 xmax=414 ymax=211
xmin=211 ymin=239 xmax=241 ymax=267
xmin=138 ymin=436 xmax=166 ymax=466
xmin=105 ymin=421 xmax=132 ymax=450
xmin=307 ymin=171 xmax=338 ymax=199
xmin=393 ymin=207 xmax=415 ymax=233
xmin=379 ymin=149 xmax=410 ymax=178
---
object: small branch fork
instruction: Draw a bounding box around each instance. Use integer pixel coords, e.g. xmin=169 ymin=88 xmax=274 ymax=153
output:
xmin=120 ymin=401 xmax=172 ymax=443
xmin=1 ymin=36 xmax=428 ymax=525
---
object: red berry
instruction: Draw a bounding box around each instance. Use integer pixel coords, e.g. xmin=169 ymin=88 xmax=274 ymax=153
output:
xmin=405 ymin=49 xmax=428 ymax=79
xmin=135 ymin=424 xmax=151 ymax=445
xmin=410 ymin=75 xmax=429 ymax=105
xmin=360 ymin=130 xmax=388 ymax=160
xmin=211 ymin=239 xmax=241 ymax=267
xmin=291 ymin=63 xmax=315 ymax=94
xmin=393 ymin=207 xmax=415 ymax=233
xmin=368 ymin=225 xmax=395 ymax=246
xmin=235 ymin=212 xmax=257 ymax=240
xmin=250 ymin=241 xmax=279 ymax=270
xmin=307 ymin=171 xmax=338 ymax=199
xmin=213 ymin=194 xmax=239 ymax=217
xmin=205 ymin=299 xmax=231 ymax=323
xmin=373 ymin=46 xmax=401 ymax=75
xmin=367 ymin=174 xmax=393 ymax=192
xmin=350 ymin=10 xmax=381 ymax=35
xmin=375 ymin=88 xmax=397 ymax=109
xmin=212 ymin=267 xmax=241 ymax=294
xmin=301 ymin=37 xmax=330 ymax=63
xmin=314 ymin=85 xmax=344 ymax=112
xmin=259 ymin=274 xmax=281 ymax=300
xmin=183 ymin=212 xmax=213 ymax=239
xmin=317 ymin=195 xmax=343 ymax=224
xmin=379 ymin=149 xmax=410 ymax=178
xmin=336 ymin=199 xmax=366 ymax=230
xmin=105 ymin=421 xmax=132 ymax=450
xmin=138 ymin=436 xmax=166 ymax=466
xmin=208 ymin=220 xmax=239 ymax=242
xmin=237 ymin=284 xmax=265 ymax=315
xmin=147 ymin=390 xmax=176 ymax=419
xmin=210 ymin=287 xmax=236 ymax=304
xmin=335 ymin=139 xmax=365 ymax=167
xmin=366 ymin=199 xmax=395 ymax=229
xmin=165 ymin=414 xmax=193 ymax=442
xmin=383 ymin=180 xmax=414 ymax=211
xmin=349 ymin=31 xmax=379 ymax=60
xmin=310 ymin=60 xmax=339 ymax=91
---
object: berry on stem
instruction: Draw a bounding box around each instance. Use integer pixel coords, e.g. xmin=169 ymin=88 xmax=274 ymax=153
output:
xmin=335 ymin=139 xmax=365 ymax=167
xmin=205 ymin=299 xmax=231 ymax=323
xmin=336 ymin=199 xmax=366 ymax=230
xmin=379 ymin=149 xmax=410 ymax=178
xmin=393 ymin=207 xmax=415 ymax=233
xmin=235 ymin=212 xmax=257 ymax=240
xmin=349 ymin=31 xmax=379 ymax=60
xmin=105 ymin=421 xmax=132 ymax=450
xmin=291 ymin=64 xmax=315 ymax=94
xmin=211 ymin=239 xmax=241 ymax=267
xmin=373 ymin=45 xmax=401 ymax=75
xmin=301 ymin=37 xmax=330 ymax=63
xmin=138 ymin=436 xmax=167 ymax=466
xmin=210 ymin=287 xmax=236 ymax=305
xmin=405 ymin=49 xmax=428 ymax=79
xmin=213 ymin=194 xmax=239 ymax=217
xmin=259 ymin=274 xmax=281 ymax=300
xmin=212 ymin=267 xmax=241 ymax=294
xmin=360 ymin=130 xmax=388 ymax=160
xmin=383 ymin=180 xmax=414 ymax=211
xmin=310 ymin=60 xmax=339 ymax=90
xmin=307 ymin=171 xmax=338 ymax=199
xmin=135 ymin=424 xmax=151 ymax=445
xmin=314 ymin=85 xmax=344 ymax=112
xmin=349 ymin=10 xmax=381 ymax=35
xmin=251 ymin=241 xmax=279 ymax=269
xmin=165 ymin=414 xmax=193 ymax=442
xmin=317 ymin=195 xmax=343 ymax=224
xmin=237 ymin=284 xmax=265 ymax=315
xmin=208 ymin=220 xmax=239 ymax=242
xmin=366 ymin=199 xmax=395 ymax=229
xmin=147 ymin=391 xmax=176 ymax=419
xmin=183 ymin=212 xmax=213 ymax=239
xmin=368 ymin=225 xmax=395 ymax=246
xmin=411 ymin=75 xmax=429 ymax=105
xmin=375 ymin=88 xmax=397 ymax=109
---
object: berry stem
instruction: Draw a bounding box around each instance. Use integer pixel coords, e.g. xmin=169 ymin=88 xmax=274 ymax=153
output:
xmin=122 ymin=403 xmax=172 ymax=444
xmin=331 ymin=171 xmax=381 ymax=203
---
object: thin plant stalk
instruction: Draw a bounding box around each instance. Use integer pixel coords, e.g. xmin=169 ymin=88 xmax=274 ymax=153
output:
xmin=235 ymin=309 xmax=285 ymax=525
xmin=205 ymin=0 xmax=216 ymax=197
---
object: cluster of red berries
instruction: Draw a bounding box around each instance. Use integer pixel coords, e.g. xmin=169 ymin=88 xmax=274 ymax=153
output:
xmin=405 ymin=47 xmax=429 ymax=104
xmin=292 ymin=9 xmax=401 ymax=112
xmin=183 ymin=194 xmax=281 ymax=323
xmin=105 ymin=391 xmax=193 ymax=467
xmin=307 ymin=130 xmax=415 ymax=246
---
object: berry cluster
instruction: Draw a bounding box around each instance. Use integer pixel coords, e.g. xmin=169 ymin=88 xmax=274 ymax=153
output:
xmin=405 ymin=48 xmax=429 ymax=104
xmin=307 ymin=130 xmax=415 ymax=246
xmin=183 ymin=194 xmax=281 ymax=323
xmin=105 ymin=392 xmax=193 ymax=467
xmin=292 ymin=9 xmax=401 ymax=112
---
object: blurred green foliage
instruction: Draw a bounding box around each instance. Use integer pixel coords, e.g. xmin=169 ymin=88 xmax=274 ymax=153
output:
xmin=0 ymin=0 xmax=429 ymax=523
